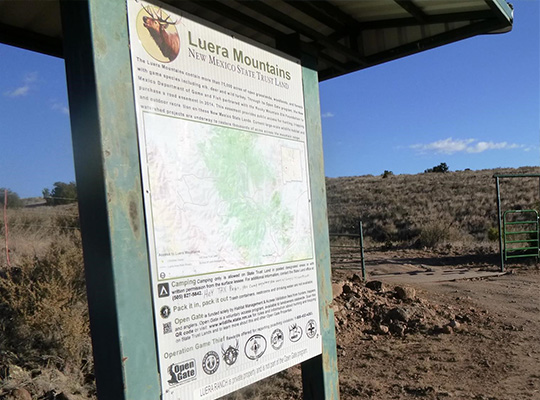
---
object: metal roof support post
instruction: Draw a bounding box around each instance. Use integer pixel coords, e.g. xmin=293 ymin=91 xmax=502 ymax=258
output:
xmin=60 ymin=1 xmax=160 ymax=399
xmin=495 ymin=176 xmax=504 ymax=272
xmin=300 ymin=53 xmax=340 ymax=400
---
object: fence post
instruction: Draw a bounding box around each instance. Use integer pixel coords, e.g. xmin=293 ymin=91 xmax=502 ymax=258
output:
xmin=3 ymin=189 xmax=11 ymax=268
xmin=359 ymin=220 xmax=366 ymax=281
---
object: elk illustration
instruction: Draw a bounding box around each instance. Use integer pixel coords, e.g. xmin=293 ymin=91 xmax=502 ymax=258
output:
xmin=141 ymin=4 xmax=180 ymax=61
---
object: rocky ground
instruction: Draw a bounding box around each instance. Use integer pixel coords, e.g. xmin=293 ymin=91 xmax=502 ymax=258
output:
xmin=2 ymin=250 xmax=539 ymax=400
xmin=328 ymin=248 xmax=540 ymax=400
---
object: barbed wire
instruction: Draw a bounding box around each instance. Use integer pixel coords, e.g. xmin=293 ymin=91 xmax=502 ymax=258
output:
xmin=1 ymin=223 xmax=80 ymax=230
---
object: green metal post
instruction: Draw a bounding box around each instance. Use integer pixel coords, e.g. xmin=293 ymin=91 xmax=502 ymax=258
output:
xmin=300 ymin=53 xmax=339 ymax=400
xmin=359 ymin=220 xmax=366 ymax=281
xmin=60 ymin=1 xmax=160 ymax=399
xmin=496 ymin=177 xmax=504 ymax=272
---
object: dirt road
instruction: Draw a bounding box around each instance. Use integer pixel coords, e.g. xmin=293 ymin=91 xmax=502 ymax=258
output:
xmin=332 ymin=250 xmax=540 ymax=400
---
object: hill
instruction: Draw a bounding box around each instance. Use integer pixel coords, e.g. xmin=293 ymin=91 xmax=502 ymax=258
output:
xmin=326 ymin=166 xmax=540 ymax=249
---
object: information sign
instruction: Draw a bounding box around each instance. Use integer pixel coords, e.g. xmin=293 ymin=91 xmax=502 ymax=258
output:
xmin=127 ymin=1 xmax=322 ymax=398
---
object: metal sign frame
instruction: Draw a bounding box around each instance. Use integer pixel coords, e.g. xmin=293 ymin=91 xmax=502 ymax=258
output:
xmin=59 ymin=1 xmax=338 ymax=399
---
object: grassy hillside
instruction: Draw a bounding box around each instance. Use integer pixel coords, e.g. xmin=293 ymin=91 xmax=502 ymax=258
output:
xmin=326 ymin=166 xmax=540 ymax=249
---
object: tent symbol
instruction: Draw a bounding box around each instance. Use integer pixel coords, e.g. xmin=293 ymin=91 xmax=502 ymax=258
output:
xmin=158 ymin=283 xmax=170 ymax=298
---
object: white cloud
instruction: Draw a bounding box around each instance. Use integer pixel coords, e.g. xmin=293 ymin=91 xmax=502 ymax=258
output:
xmin=51 ymin=102 xmax=70 ymax=115
xmin=4 ymin=72 xmax=38 ymax=97
xmin=321 ymin=112 xmax=335 ymax=118
xmin=410 ymin=137 xmax=526 ymax=155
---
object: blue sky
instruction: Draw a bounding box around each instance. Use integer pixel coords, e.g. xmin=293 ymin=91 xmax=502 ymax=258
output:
xmin=0 ymin=1 xmax=538 ymax=198
xmin=321 ymin=0 xmax=539 ymax=177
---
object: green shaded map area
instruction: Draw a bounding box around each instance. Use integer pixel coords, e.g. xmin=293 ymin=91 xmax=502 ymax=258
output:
xmin=200 ymin=128 xmax=295 ymax=262
xmin=143 ymin=113 xmax=313 ymax=276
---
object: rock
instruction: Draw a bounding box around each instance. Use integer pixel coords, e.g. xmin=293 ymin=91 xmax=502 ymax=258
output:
xmin=377 ymin=324 xmax=389 ymax=334
xmin=5 ymin=388 xmax=32 ymax=400
xmin=395 ymin=286 xmax=416 ymax=301
xmin=456 ymin=314 xmax=472 ymax=323
xmin=366 ymin=280 xmax=383 ymax=292
xmin=342 ymin=284 xmax=354 ymax=294
xmin=332 ymin=282 xmax=344 ymax=298
xmin=386 ymin=307 xmax=410 ymax=323
xmin=351 ymin=273 xmax=363 ymax=283
xmin=442 ymin=325 xmax=453 ymax=334
xmin=390 ymin=322 xmax=407 ymax=336
xmin=448 ymin=320 xmax=461 ymax=330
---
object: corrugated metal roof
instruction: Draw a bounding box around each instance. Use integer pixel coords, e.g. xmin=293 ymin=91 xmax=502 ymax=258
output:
xmin=0 ymin=0 xmax=513 ymax=81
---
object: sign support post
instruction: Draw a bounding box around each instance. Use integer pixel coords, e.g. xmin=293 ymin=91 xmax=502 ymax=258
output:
xmin=60 ymin=1 xmax=160 ymax=399
xmin=300 ymin=54 xmax=339 ymax=400
xmin=60 ymin=1 xmax=338 ymax=399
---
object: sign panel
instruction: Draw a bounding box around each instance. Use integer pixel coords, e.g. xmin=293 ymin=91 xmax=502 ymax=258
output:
xmin=127 ymin=1 xmax=322 ymax=398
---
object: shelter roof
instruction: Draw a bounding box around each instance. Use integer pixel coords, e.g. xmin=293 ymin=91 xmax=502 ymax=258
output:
xmin=0 ymin=0 xmax=513 ymax=81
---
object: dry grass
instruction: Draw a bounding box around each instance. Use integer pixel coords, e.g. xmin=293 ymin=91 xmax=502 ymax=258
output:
xmin=326 ymin=166 xmax=540 ymax=250
xmin=0 ymin=205 xmax=94 ymax=399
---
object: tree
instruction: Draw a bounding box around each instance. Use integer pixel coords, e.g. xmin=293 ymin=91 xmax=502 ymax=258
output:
xmin=425 ymin=162 xmax=449 ymax=173
xmin=43 ymin=181 xmax=78 ymax=205
xmin=382 ymin=170 xmax=394 ymax=178
xmin=0 ymin=188 xmax=23 ymax=209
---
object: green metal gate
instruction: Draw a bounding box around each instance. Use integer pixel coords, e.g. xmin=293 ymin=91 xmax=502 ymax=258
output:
xmin=503 ymin=209 xmax=540 ymax=262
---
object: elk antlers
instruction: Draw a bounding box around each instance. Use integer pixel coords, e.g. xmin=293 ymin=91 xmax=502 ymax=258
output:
xmin=141 ymin=3 xmax=178 ymax=26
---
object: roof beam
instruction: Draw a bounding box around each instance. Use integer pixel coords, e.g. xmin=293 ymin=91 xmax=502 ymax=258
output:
xmin=0 ymin=22 xmax=62 ymax=58
xmin=309 ymin=1 xmax=363 ymax=31
xmin=179 ymin=0 xmax=285 ymax=40
xmin=328 ymin=9 xmax=495 ymax=43
xmin=237 ymin=1 xmax=367 ymax=66
xmin=283 ymin=1 xmax=347 ymax=33
xmin=394 ymin=0 xmax=428 ymax=24
xmin=366 ymin=18 xmax=504 ymax=67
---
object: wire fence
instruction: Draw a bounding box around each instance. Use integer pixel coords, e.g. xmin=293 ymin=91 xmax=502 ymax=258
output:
xmin=1 ymin=191 xmax=81 ymax=266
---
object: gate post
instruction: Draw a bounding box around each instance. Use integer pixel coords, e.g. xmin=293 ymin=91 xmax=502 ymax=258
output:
xmin=495 ymin=176 xmax=504 ymax=272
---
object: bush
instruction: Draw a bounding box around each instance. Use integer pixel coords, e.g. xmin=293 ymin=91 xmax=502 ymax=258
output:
xmin=382 ymin=170 xmax=394 ymax=178
xmin=0 ymin=188 xmax=23 ymax=209
xmin=415 ymin=220 xmax=459 ymax=248
xmin=43 ymin=182 xmax=78 ymax=206
xmin=487 ymin=227 xmax=499 ymax=242
xmin=425 ymin=162 xmax=449 ymax=173
xmin=0 ymin=234 xmax=92 ymax=375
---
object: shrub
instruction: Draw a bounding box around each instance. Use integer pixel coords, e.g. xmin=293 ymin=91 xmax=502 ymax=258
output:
xmin=424 ymin=162 xmax=449 ymax=173
xmin=43 ymin=182 xmax=78 ymax=206
xmin=382 ymin=170 xmax=394 ymax=179
xmin=0 ymin=234 xmax=92 ymax=374
xmin=0 ymin=188 xmax=23 ymax=209
xmin=487 ymin=227 xmax=499 ymax=242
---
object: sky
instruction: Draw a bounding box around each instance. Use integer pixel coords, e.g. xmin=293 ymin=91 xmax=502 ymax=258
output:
xmin=320 ymin=0 xmax=539 ymax=178
xmin=0 ymin=1 xmax=538 ymax=198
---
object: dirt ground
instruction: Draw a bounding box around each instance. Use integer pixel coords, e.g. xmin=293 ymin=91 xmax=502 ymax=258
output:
xmin=329 ymin=249 xmax=540 ymax=400
xmin=2 ymin=248 xmax=538 ymax=400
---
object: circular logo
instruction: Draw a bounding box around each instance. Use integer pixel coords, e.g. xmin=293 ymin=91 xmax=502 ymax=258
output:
xmin=136 ymin=5 xmax=180 ymax=62
xmin=306 ymin=319 xmax=317 ymax=339
xmin=244 ymin=334 xmax=267 ymax=360
xmin=160 ymin=305 xmax=171 ymax=319
xmin=202 ymin=351 xmax=220 ymax=375
xmin=270 ymin=329 xmax=284 ymax=350
xmin=221 ymin=341 xmax=240 ymax=366
xmin=289 ymin=323 xmax=302 ymax=342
